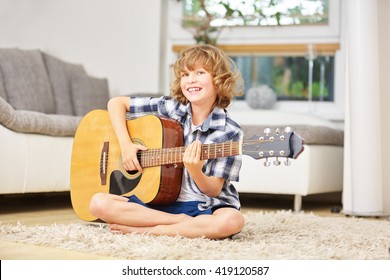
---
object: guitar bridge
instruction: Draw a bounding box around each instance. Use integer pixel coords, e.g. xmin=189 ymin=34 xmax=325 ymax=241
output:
xmin=100 ymin=142 xmax=109 ymax=185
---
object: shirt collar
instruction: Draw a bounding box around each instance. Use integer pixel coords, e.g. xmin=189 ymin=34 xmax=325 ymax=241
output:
xmin=186 ymin=104 xmax=226 ymax=132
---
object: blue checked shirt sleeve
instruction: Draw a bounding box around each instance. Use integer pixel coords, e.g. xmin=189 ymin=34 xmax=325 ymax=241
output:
xmin=204 ymin=130 xmax=243 ymax=182
xmin=129 ymin=97 xmax=160 ymax=117
xmin=129 ymin=96 xmax=186 ymax=121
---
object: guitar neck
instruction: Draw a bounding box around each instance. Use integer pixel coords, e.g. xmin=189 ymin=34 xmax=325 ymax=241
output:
xmin=139 ymin=141 xmax=242 ymax=168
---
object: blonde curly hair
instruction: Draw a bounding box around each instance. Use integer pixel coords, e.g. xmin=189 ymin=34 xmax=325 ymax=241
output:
xmin=171 ymin=44 xmax=243 ymax=109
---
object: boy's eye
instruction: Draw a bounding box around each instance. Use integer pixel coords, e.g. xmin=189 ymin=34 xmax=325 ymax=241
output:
xmin=181 ymin=72 xmax=188 ymax=77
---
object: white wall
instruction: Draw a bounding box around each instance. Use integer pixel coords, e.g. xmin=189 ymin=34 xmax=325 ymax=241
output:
xmin=378 ymin=0 xmax=390 ymax=212
xmin=0 ymin=0 xmax=163 ymax=96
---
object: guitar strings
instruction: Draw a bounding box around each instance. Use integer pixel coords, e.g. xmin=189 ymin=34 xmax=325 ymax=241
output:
xmin=136 ymin=139 xmax=285 ymax=167
xmin=136 ymin=139 xmax=283 ymax=157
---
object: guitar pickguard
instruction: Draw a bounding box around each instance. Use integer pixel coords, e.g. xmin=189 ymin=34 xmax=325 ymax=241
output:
xmin=109 ymin=170 xmax=141 ymax=195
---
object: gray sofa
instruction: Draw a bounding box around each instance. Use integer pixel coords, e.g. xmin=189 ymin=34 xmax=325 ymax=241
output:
xmin=0 ymin=48 xmax=110 ymax=194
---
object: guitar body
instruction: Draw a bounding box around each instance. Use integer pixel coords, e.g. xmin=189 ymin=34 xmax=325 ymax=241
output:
xmin=70 ymin=110 xmax=183 ymax=222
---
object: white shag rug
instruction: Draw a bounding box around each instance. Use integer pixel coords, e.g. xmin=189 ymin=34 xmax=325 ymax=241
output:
xmin=1 ymin=211 xmax=389 ymax=260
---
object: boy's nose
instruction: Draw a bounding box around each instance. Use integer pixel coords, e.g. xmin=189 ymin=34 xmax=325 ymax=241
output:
xmin=188 ymin=73 xmax=197 ymax=83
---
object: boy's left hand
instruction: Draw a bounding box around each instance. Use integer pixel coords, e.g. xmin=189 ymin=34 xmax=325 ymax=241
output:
xmin=183 ymin=140 xmax=205 ymax=175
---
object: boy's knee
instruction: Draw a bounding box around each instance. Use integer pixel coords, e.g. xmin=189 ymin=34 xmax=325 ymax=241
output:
xmin=217 ymin=210 xmax=245 ymax=237
xmin=228 ymin=212 xmax=245 ymax=234
xmin=89 ymin=193 xmax=107 ymax=217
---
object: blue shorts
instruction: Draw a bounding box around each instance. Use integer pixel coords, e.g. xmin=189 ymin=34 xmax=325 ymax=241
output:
xmin=125 ymin=195 xmax=213 ymax=217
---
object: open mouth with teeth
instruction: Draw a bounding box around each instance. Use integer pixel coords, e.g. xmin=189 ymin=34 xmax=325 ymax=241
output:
xmin=187 ymin=87 xmax=202 ymax=93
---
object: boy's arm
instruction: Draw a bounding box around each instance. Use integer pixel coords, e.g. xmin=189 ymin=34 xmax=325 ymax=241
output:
xmin=183 ymin=140 xmax=224 ymax=197
xmin=107 ymin=96 xmax=146 ymax=172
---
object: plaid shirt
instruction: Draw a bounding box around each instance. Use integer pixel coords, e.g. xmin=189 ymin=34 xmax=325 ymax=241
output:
xmin=129 ymin=96 xmax=243 ymax=210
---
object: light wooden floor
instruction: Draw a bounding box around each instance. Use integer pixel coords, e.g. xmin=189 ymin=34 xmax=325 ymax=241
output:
xmin=0 ymin=191 xmax=343 ymax=260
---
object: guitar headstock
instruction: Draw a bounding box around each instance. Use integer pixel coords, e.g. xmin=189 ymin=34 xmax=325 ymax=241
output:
xmin=242 ymin=127 xmax=304 ymax=166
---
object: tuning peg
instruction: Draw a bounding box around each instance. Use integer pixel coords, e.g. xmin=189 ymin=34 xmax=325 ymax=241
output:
xmin=284 ymin=127 xmax=292 ymax=133
xmin=264 ymin=158 xmax=271 ymax=167
xmin=275 ymin=128 xmax=280 ymax=135
xmin=284 ymin=159 xmax=291 ymax=166
xmin=274 ymin=158 xmax=281 ymax=166
xmin=264 ymin=128 xmax=271 ymax=135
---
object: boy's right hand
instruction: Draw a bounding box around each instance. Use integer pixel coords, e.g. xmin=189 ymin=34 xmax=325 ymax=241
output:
xmin=121 ymin=142 xmax=147 ymax=172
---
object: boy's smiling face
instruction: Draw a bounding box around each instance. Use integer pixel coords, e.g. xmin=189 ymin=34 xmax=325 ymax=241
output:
xmin=180 ymin=66 xmax=217 ymax=109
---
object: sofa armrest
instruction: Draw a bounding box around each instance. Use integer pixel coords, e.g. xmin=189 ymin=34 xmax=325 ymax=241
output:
xmin=0 ymin=97 xmax=81 ymax=136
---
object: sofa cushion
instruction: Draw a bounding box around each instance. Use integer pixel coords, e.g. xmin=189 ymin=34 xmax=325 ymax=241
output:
xmin=68 ymin=65 xmax=109 ymax=116
xmin=0 ymin=96 xmax=81 ymax=136
xmin=42 ymin=53 xmax=75 ymax=115
xmin=0 ymin=48 xmax=55 ymax=114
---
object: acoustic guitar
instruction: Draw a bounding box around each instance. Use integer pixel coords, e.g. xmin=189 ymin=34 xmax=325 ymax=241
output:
xmin=70 ymin=110 xmax=304 ymax=222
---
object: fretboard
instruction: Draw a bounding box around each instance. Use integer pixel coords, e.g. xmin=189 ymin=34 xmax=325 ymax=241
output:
xmin=139 ymin=141 xmax=241 ymax=168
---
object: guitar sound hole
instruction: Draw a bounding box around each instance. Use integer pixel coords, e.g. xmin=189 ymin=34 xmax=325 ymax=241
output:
xmin=126 ymin=170 xmax=139 ymax=176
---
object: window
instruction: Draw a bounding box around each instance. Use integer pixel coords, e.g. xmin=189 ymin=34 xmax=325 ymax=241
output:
xmin=172 ymin=43 xmax=339 ymax=103
xmin=183 ymin=0 xmax=329 ymax=27
xmin=167 ymin=0 xmax=343 ymax=120
xmin=232 ymin=53 xmax=335 ymax=102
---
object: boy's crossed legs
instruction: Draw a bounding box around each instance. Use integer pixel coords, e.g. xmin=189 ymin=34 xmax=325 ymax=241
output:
xmin=89 ymin=193 xmax=245 ymax=239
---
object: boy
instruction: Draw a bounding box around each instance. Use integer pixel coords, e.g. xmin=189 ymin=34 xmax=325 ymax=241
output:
xmin=89 ymin=45 xmax=245 ymax=239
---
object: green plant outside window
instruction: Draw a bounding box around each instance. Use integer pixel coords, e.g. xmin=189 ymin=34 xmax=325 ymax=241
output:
xmin=232 ymin=55 xmax=334 ymax=102
xmin=183 ymin=0 xmax=329 ymax=28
